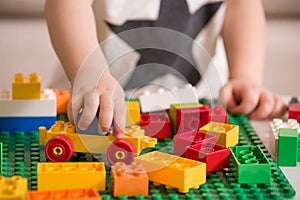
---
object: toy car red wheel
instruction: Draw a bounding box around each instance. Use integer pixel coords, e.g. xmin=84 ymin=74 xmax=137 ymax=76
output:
xmin=45 ymin=135 xmax=74 ymax=162
xmin=106 ymin=139 xmax=135 ymax=165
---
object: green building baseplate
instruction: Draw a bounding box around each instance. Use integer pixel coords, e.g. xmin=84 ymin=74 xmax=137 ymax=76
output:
xmin=0 ymin=114 xmax=296 ymax=199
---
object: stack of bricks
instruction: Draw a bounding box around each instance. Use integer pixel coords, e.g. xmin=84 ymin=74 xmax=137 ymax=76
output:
xmin=270 ymin=118 xmax=300 ymax=166
xmin=0 ymin=73 xmax=56 ymax=132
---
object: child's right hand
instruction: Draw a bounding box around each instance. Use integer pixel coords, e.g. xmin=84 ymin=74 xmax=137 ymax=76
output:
xmin=68 ymin=69 xmax=127 ymax=138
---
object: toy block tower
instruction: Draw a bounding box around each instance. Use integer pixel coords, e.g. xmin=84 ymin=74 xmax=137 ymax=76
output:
xmin=12 ymin=73 xmax=41 ymax=99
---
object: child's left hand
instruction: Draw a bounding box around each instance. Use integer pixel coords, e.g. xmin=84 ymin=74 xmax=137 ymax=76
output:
xmin=219 ymin=79 xmax=288 ymax=120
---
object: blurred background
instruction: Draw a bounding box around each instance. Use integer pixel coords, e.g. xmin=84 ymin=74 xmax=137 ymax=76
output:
xmin=0 ymin=0 xmax=299 ymax=96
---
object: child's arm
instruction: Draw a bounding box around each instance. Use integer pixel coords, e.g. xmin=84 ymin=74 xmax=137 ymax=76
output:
xmin=219 ymin=0 xmax=287 ymax=119
xmin=45 ymin=0 xmax=126 ymax=136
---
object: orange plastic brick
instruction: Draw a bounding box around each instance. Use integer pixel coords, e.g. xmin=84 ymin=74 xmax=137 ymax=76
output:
xmin=111 ymin=162 xmax=148 ymax=197
xmin=12 ymin=73 xmax=41 ymax=99
xmin=52 ymin=88 xmax=70 ymax=114
xmin=126 ymin=101 xmax=140 ymax=126
xmin=134 ymin=151 xmax=206 ymax=193
xmin=0 ymin=176 xmax=28 ymax=200
xmin=37 ymin=162 xmax=106 ymax=191
xmin=26 ymin=188 xmax=102 ymax=200
xmin=199 ymin=122 xmax=239 ymax=147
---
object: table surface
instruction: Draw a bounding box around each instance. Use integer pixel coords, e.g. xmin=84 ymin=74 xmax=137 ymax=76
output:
xmin=251 ymin=120 xmax=300 ymax=200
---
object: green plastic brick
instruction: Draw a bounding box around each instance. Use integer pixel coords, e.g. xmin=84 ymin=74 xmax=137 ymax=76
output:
xmin=169 ymin=103 xmax=202 ymax=133
xmin=298 ymin=134 xmax=300 ymax=147
xmin=0 ymin=142 xmax=2 ymax=175
xmin=297 ymin=148 xmax=300 ymax=162
xmin=230 ymin=146 xmax=271 ymax=184
xmin=278 ymin=128 xmax=298 ymax=166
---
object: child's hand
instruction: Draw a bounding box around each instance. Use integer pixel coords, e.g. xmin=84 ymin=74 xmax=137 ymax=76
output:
xmin=68 ymin=69 xmax=126 ymax=138
xmin=219 ymin=79 xmax=288 ymax=119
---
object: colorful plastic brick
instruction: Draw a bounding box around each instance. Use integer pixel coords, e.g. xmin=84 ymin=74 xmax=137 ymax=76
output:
xmin=12 ymin=73 xmax=41 ymax=99
xmin=111 ymin=162 xmax=148 ymax=197
xmin=169 ymin=102 xmax=203 ymax=133
xmin=27 ymin=188 xmax=102 ymax=200
xmin=53 ymin=88 xmax=70 ymax=114
xmin=134 ymin=151 xmax=206 ymax=193
xmin=0 ymin=89 xmax=56 ymax=132
xmin=184 ymin=142 xmax=230 ymax=173
xmin=176 ymin=106 xmax=211 ymax=134
xmin=139 ymin=84 xmax=198 ymax=113
xmin=140 ymin=113 xmax=170 ymax=139
xmin=39 ymin=121 xmax=157 ymax=163
xmin=37 ymin=162 xmax=106 ymax=191
xmin=230 ymin=146 xmax=271 ymax=184
xmin=269 ymin=118 xmax=299 ymax=156
xmin=210 ymin=104 xmax=228 ymax=123
xmin=278 ymin=128 xmax=298 ymax=166
xmin=126 ymin=100 xmax=140 ymax=126
xmin=199 ymin=122 xmax=239 ymax=147
xmin=288 ymin=103 xmax=300 ymax=123
xmin=0 ymin=176 xmax=28 ymax=200
xmin=298 ymin=148 xmax=300 ymax=162
xmin=173 ymin=130 xmax=217 ymax=156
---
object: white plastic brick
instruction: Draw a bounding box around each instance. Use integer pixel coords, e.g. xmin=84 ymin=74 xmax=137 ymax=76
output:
xmin=139 ymin=84 xmax=198 ymax=113
xmin=269 ymin=118 xmax=300 ymax=156
xmin=0 ymin=89 xmax=56 ymax=116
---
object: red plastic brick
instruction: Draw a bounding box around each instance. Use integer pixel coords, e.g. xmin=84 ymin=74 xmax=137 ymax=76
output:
xmin=184 ymin=142 xmax=230 ymax=173
xmin=176 ymin=105 xmax=210 ymax=134
xmin=211 ymin=104 xmax=228 ymax=123
xmin=26 ymin=188 xmax=102 ymax=200
xmin=288 ymin=103 xmax=300 ymax=123
xmin=140 ymin=113 xmax=170 ymax=139
xmin=173 ymin=130 xmax=217 ymax=156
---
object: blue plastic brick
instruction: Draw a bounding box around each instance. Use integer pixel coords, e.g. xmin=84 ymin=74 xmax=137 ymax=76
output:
xmin=278 ymin=128 xmax=298 ymax=166
xmin=0 ymin=116 xmax=56 ymax=133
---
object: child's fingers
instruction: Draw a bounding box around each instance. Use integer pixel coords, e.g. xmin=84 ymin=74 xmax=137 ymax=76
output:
xmin=68 ymin=94 xmax=84 ymax=125
xmin=248 ymin=90 xmax=274 ymax=119
xmin=113 ymin=98 xmax=127 ymax=138
xmin=269 ymin=95 xmax=288 ymax=118
xmin=219 ymin=84 xmax=237 ymax=111
xmin=78 ymin=92 xmax=99 ymax=130
xmin=230 ymin=88 xmax=260 ymax=115
xmin=98 ymin=91 xmax=114 ymax=133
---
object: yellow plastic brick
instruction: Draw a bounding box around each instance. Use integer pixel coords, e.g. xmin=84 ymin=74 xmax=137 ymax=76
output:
xmin=134 ymin=151 xmax=206 ymax=193
xmin=0 ymin=176 xmax=28 ymax=200
xmin=37 ymin=162 xmax=106 ymax=191
xmin=126 ymin=101 xmax=140 ymax=126
xmin=199 ymin=122 xmax=239 ymax=147
xmin=12 ymin=73 xmax=41 ymax=99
